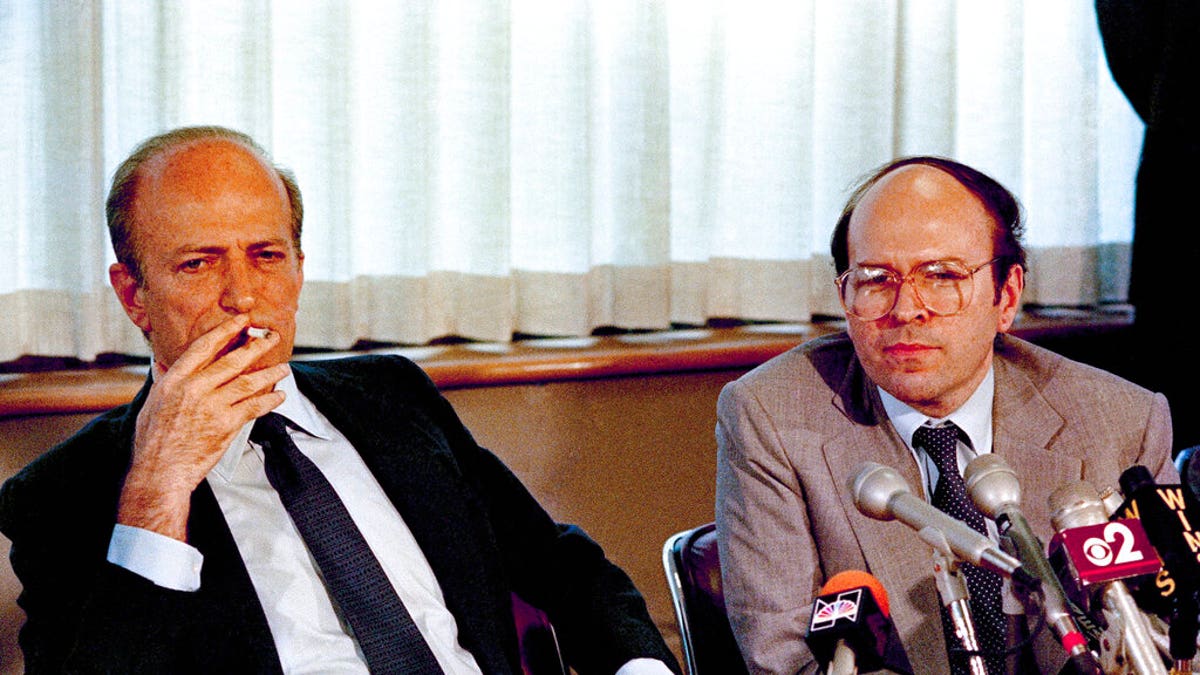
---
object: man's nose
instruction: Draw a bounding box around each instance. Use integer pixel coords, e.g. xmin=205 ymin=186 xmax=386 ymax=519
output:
xmin=219 ymin=262 xmax=258 ymax=314
xmin=888 ymin=277 xmax=928 ymax=322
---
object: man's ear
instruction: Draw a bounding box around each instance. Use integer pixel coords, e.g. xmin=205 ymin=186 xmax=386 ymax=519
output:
xmin=109 ymin=262 xmax=151 ymax=333
xmin=996 ymin=264 xmax=1024 ymax=334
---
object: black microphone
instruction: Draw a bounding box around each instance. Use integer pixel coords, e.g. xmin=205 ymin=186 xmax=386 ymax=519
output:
xmin=850 ymin=462 xmax=1031 ymax=583
xmin=963 ymin=454 xmax=1101 ymax=672
xmin=1049 ymin=480 xmax=1166 ymax=675
xmin=804 ymin=570 xmax=893 ymax=674
xmin=1115 ymin=465 xmax=1200 ymax=672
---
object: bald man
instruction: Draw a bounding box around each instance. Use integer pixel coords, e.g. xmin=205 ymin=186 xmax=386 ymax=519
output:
xmin=0 ymin=126 xmax=677 ymax=674
xmin=715 ymin=156 xmax=1175 ymax=674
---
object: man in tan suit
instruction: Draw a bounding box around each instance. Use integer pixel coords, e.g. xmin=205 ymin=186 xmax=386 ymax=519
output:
xmin=715 ymin=156 xmax=1176 ymax=674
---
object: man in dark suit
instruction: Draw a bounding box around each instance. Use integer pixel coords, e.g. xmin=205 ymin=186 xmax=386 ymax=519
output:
xmin=715 ymin=157 xmax=1176 ymax=674
xmin=0 ymin=126 xmax=678 ymax=674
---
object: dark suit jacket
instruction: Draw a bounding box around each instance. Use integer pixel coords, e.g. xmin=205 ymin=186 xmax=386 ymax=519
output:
xmin=715 ymin=333 xmax=1176 ymax=675
xmin=0 ymin=355 xmax=676 ymax=674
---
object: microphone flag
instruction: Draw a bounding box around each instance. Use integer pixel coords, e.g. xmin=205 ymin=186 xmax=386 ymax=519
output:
xmin=1048 ymin=517 xmax=1162 ymax=611
xmin=805 ymin=572 xmax=893 ymax=673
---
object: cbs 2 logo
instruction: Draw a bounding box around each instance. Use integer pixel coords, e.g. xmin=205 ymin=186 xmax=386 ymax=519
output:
xmin=1081 ymin=522 xmax=1145 ymax=567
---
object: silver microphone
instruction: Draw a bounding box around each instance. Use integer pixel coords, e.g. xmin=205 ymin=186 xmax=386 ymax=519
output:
xmin=1049 ymin=481 xmax=1167 ymax=675
xmin=851 ymin=462 xmax=1024 ymax=579
xmin=964 ymin=454 xmax=1100 ymax=668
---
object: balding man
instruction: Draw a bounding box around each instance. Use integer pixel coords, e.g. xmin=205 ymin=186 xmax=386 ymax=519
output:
xmin=715 ymin=156 xmax=1176 ymax=675
xmin=0 ymin=126 xmax=677 ymax=675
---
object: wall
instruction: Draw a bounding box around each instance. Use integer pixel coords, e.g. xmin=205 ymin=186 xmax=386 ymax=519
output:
xmin=445 ymin=370 xmax=736 ymax=660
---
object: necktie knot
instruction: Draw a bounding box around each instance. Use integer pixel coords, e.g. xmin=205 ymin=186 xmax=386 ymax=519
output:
xmin=913 ymin=422 xmax=962 ymax=478
xmin=249 ymin=412 xmax=289 ymax=447
xmin=913 ymin=422 xmax=977 ymax=528
xmin=250 ymin=413 xmax=305 ymax=491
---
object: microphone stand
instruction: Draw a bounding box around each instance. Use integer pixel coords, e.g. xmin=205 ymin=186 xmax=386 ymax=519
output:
xmin=1055 ymin=483 xmax=1166 ymax=675
xmin=1167 ymin=599 xmax=1198 ymax=675
xmin=827 ymin=639 xmax=857 ymax=675
xmin=1099 ymin=580 xmax=1169 ymax=675
xmin=1103 ymin=485 xmax=1197 ymax=675
xmin=929 ymin=536 xmax=989 ymax=675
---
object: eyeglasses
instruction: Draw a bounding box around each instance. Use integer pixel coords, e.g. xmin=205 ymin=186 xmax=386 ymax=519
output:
xmin=835 ymin=258 xmax=1000 ymax=321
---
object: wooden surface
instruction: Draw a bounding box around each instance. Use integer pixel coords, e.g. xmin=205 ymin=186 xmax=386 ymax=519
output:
xmin=0 ymin=324 xmax=826 ymax=418
xmin=0 ymin=307 xmax=1133 ymax=418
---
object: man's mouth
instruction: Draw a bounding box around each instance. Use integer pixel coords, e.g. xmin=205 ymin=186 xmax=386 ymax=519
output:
xmin=884 ymin=342 xmax=936 ymax=357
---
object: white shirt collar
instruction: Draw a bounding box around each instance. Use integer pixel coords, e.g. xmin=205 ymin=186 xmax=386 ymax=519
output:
xmin=879 ymin=365 xmax=995 ymax=454
xmin=212 ymin=367 xmax=334 ymax=481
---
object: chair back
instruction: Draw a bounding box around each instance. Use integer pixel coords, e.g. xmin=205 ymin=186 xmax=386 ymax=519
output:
xmin=512 ymin=593 xmax=566 ymax=675
xmin=662 ymin=523 xmax=749 ymax=675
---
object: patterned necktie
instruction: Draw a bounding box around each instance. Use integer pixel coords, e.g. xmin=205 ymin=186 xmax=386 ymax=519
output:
xmin=250 ymin=413 xmax=445 ymax=674
xmin=914 ymin=422 xmax=1006 ymax=675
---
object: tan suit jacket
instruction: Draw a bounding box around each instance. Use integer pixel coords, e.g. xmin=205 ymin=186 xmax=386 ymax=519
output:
xmin=715 ymin=332 xmax=1176 ymax=675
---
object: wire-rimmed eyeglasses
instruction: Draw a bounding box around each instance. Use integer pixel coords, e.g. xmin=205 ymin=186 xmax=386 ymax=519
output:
xmin=835 ymin=258 xmax=1000 ymax=321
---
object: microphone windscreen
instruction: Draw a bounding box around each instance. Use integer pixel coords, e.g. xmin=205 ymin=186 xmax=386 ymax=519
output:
xmin=821 ymin=570 xmax=890 ymax=617
xmin=1118 ymin=465 xmax=1155 ymax=497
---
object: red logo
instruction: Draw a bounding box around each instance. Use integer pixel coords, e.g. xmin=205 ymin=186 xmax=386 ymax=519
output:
xmin=1050 ymin=519 xmax=1162 ymax=585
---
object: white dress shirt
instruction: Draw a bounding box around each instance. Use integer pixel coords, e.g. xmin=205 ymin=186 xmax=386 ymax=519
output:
xmin=107 ymin=369 xmax=671 ymax=674
xmin=877 ymin=366 xmax=1024 ymax=611
xmin=878 ymin=365 xmax=996 ymax=501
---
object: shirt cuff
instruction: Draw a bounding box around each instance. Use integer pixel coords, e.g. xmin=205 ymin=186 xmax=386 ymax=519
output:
xmin=107 ymin=523 xmax=204 ymax=592
xmin=615 ymin=658 xmax=675 ymax=675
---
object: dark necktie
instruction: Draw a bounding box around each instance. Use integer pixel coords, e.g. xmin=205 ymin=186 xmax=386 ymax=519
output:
xmin=914 ymin=422 xmax=1006 ymax=675
xmin=250 ymin=412 xmax=445 ymax=674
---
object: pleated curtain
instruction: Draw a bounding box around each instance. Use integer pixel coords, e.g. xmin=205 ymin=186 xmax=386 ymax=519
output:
xmin=0 ymin=0 xmax=1142 ymax=362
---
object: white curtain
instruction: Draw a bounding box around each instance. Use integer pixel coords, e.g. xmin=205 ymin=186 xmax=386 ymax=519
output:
xmin=0 ymin=0 xmax=1143 ymax=362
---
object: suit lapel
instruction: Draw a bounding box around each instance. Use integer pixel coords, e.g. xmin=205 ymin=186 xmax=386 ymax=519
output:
xmin=821 ymin=367 xmax=947 ymax=666
xmin=824 ymin=380 xmax=928 ymax=579
xmin=991 ymin=356 xmax=1082 ymax=541
xmin=827 ymin=425 xmax=943 ymax=606
xmin=989 ymin=353 xmax=1082 ymax=672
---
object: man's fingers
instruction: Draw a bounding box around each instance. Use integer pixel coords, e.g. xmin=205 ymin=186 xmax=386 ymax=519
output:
xmin=170 ymin=319 xmax=281 ymax=390
xmin=210 ymin=328 xmax=282 ymax=378
xmin=235 ymin=387 xmax=288 ymax=424
xmin=169 ymin=314 xmax=252 ymax=374
xmin=225 ymin=363 xmax=289 ymax=425
xmin=226 ymin=363 xmax=290 ymax=405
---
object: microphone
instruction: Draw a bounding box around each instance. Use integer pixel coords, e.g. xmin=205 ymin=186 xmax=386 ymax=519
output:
xmin=805 ymin=570 xmax=893 ymax=675
xmin=1049 ymin=481 xmax=1166 ymax=675
xmin=851 ymin=462 xmax=1031 ymax=583
xmin=1114 ymin=466 xmax=1200 ymax=672
xmin=963 ymin=454 xmax=1102 ymax=673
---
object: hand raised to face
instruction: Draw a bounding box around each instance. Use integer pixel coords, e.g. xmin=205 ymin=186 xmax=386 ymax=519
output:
xmin=117 ymin=314 xmax=290 ymax=541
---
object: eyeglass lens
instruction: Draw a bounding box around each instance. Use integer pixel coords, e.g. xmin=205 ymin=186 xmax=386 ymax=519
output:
xmin=840 ymin=261 xmax=975 ymax=320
